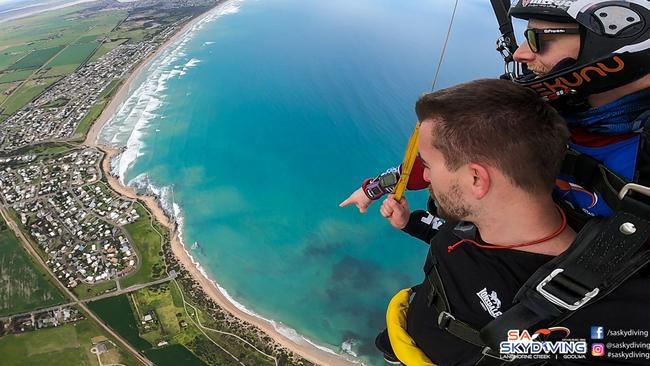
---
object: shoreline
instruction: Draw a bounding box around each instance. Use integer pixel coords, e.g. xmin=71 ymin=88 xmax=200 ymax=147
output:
xmin=86 ymin=5 xmax=359 ymax=366
xmin=84 ymin=1 xmax=204 ymax=146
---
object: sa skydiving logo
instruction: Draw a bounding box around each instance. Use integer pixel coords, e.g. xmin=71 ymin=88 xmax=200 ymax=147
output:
xmin=500 ymin=327 xmax=587 ymax=359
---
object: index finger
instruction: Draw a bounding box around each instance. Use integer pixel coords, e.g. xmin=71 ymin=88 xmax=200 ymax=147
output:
xmin=339 ymin=197 xmax=352 ymax=207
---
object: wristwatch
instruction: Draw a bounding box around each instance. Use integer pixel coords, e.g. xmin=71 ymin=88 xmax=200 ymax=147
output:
xmin=362 ymin=171 xmax=400 ymax=200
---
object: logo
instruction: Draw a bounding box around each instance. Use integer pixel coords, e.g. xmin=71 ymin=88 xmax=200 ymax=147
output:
xmin=477 ymin=288 xmax=502 ymax=318
xmin=591 ymin=326 xmax=604 ymax=340
xmin=500 ymin=327 xmax=587 ymax=360
xmin=524 ymin=0 xmax=574 ymax=9
xmin=421 ymin=214 xmax=445 ymax=230
xmin=591 ymin=343 xmax=605 ymax=357
xmin=534 ymin=327 xmax=571 ymax=340
xmin=529 ymin=56 xmax=625 ymax=98
xmin=556 ymin=179 xmax=598 ymax=209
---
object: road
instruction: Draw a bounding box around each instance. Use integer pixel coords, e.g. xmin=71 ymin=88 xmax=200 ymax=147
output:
xmin=0 ymin=204 xmax=154 ymax=366
xmin=0 ymin=273 xmax=176 ymax=322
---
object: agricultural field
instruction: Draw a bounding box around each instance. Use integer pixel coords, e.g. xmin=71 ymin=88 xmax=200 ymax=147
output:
xmin=0 ymin=76 xmax=60 ymax=116
xmin=0 ymin=69 xmax=34 ymax=84
xmin=48 ymin=41 xmax=99 ymax=67
xmin=0 ymin=221 xmax=65 ymax=317
xmin=0 ymin=317 xmax=139 ymax=366
xmin=120 ymin=203 xmax=167 ymax=288
xmin=7 ymin=45 xmax=64 ymax=71
xmin=0 ymin=4 xmax=128 ymax=120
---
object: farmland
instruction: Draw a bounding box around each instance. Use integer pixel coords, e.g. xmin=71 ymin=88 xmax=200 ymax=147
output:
xmin=0 ymin=317 xmax=139 ymax=366
xmin=0 ymin=4 xmax=127 ymax=119
xmin=0 ymin=219 xmax=65 ymax=317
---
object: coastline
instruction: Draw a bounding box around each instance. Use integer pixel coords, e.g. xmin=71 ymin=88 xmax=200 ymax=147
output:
xmin=86 ymin=6 xmax=359 ymax=366
xmin=84 ymin=3 xmax=203 ymax=146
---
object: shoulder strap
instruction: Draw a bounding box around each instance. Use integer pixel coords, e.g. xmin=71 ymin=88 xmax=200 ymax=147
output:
xmin=480 ymin=211 xmax=650 ymax=355
xmin=561 ymin=145 xmax=650 ymax=219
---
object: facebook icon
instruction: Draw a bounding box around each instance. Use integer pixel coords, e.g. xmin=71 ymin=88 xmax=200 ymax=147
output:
xmin=591 ymin=326 xmax=604 ymax=339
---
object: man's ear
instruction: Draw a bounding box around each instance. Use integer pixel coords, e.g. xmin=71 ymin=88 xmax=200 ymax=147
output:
xmin=467 ymin=163 xmax=490 ymax=199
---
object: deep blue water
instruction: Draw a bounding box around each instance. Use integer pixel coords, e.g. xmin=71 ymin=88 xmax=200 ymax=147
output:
xmin=101 ymin=0 xmax=502 ymax=363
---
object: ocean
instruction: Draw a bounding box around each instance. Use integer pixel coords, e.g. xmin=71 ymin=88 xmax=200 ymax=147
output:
xmin=98 ymin=0 xmax=502 ymax=364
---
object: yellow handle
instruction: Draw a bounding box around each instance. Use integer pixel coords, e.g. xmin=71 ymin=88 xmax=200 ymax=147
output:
xmin=386 ymin=287 xmax=437 ymax=366
xmin=394 ymin=122 xmax=421 ymax=202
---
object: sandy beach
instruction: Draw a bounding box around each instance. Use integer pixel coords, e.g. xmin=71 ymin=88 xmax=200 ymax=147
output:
xmin=86 ymin=5 xmax=359 ymax=366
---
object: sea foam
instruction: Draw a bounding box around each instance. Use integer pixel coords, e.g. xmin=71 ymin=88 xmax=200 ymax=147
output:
xmin=97 ymin=1 xmax=366 ymax=364
xmin=99 ymin=0 xmax=245 ymax=183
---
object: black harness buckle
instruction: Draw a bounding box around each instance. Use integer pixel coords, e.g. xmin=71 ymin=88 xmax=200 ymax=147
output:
xmin=438 ymin=311 xmax=455 ymax=329
xmin=535 ymin=268 xmax=599 ymax=311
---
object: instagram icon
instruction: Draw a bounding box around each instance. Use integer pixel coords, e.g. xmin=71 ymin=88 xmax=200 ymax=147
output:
xmin=591 ymin=343 xmax=605 ymax=357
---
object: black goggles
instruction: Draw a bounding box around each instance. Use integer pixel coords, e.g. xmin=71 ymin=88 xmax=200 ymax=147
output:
xmin=523 ymin=28 xmax=580 ymax=53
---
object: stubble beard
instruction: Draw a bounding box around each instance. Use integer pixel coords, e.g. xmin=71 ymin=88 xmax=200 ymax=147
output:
xmin=429 ymin=183 xmax=472 ymax=221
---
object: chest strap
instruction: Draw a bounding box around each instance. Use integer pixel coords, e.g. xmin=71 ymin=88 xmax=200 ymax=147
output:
xmin=480 ymin=211 xmax=650 ymax=356
xmin=424 ymin=211 xmax=650 ymax=366
xmin=424 ymin=259 xmax=514 ymax=365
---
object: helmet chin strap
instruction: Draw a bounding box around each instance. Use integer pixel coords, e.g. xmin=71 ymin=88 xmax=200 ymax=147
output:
xmin=517 ymin=57 xmax=577 ymax=82
xmin=548 ymin=57 xmax=578 ymax=74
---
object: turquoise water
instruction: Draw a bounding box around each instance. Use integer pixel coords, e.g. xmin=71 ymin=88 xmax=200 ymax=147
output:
xmin=100 ymin=0 xmax=502 ymax=363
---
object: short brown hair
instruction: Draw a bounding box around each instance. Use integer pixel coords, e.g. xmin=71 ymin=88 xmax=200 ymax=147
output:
xmin=415 ymin=79 xmax=569 ymax=194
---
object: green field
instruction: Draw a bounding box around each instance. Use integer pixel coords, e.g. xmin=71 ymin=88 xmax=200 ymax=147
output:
xmin=42 ymin=64 xmax=79 ymax=77
xmin=0 ymin=224 xmax=65 ymax=317
xmin=131 ymin=283 xmax=196 ymax=346
xmin=88 ymin=38 xmax=128 ymax=63
xmin=120 ymin=203 xmax=167 ymax=288
xmin=0 ymin=318 xmax=139 ymax=366
xmin=7 ymin=46 xmax=64 ymax=71
xmin=41 ymin=97 xmax=70 ymax=108
xmin=144 ymin=344 xmax=208 ymax=366
xmin=87 ymin=294 xmax=152 ymax=350
xmin=0 ymin=69 xmax=33 ymax=84
xmin=73 ymin=279 xmax=118 ymax=300
xmin=0 ymin=5 xmax=128 ymax=118
xmin=0 ymin=77 xmax=60 ymax=116
xmin=49 ymin=42 xmax=99 ymax=67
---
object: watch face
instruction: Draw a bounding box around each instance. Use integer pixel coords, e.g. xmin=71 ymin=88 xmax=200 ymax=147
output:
xmin=370 ymin=187 xmax=382 ymax=196
xmin=379 ymin=173 xmax=397 ymax=187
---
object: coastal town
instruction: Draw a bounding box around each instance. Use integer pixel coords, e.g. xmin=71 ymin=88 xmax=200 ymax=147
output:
xmin=0 ymin=1 xmax=324 ymax=366
xmin=0 ymin=16 xmax=179 ymax=151
xmin=0 ymin=149 xmax=140 ymax=288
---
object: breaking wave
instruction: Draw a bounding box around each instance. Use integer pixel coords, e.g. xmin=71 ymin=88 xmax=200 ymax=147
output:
xmin=98 ymin=0 xmax=244 ymax=184
xmin=97 ymin=1 xmax=365 ymax=364
xmin=126 ymin=172 xmax=364 ymax=365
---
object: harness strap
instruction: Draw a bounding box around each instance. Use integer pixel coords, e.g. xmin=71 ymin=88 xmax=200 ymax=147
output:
xmin=425 ymin=263 xmax=514 ymax=365
xmin=480 ymin=211 xmax=650 ymax=353
xmin=561 ymin=148 xmax=650 ymax=218
xmin=422 ymin=212 xmax=650 ymax=365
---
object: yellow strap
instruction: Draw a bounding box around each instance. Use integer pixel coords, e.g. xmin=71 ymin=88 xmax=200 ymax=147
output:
xmin=386 ymin=288 xmax=437 ymax=366
xmin=394 ymin=122 xmax=421 ymax=202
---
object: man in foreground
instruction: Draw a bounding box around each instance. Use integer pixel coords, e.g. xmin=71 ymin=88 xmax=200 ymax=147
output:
xmin=374 ymin=79 xmax=650 ymax=365
xmin=340 ymin=0 xmax=650 ymax=228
